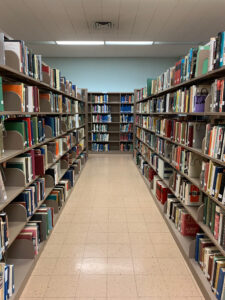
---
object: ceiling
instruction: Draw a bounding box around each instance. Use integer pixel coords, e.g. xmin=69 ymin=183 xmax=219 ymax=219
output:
xmin=0 ymin=0 xmax=225 ymax=57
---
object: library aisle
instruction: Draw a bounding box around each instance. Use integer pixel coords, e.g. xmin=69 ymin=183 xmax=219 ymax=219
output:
xmin=20 ymin=154 xmax=203 ymax=300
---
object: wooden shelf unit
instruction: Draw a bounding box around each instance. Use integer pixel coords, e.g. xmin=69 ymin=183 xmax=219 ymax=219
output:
xmin=88 ymin=92 xmax=134 ymax=153
xmin=0 ymin=59 xmax=88 ymax=299
xmin=133 ymin=67 xmax=225 ymax=300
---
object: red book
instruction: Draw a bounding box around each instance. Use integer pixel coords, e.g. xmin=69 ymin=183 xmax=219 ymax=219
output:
xmin=156 ymin=181 xmax=162 ymax=201
xmin=176 ymin=146 xmax=182 ymax=170
xmin=214 ymin=208 xmax=220 ymax=240
xmin=187 ymin=124 xmax=194 ymax=147
xmin=172 ymin=120 xmax=177 ymax=141
xmin=180 ymin=212 xmax=199 ymax=236
xmin=34 ymin=154 xmax=45 ymax=176
xmin=165 ymin=120 xmax=172 ymax=137
xmin=176 ymin=60 xmax=182 ymax=85
xmin=189 ymin=185 xmax=201 ymax=203
xmin=42 ymin=63 xmax=50 ymax=74
xmin=161 ymin=185 xmax=169 ymax=204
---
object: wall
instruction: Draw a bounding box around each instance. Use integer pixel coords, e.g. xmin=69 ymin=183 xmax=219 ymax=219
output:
xmin=44 ymin=57 xmax=178 ymax=92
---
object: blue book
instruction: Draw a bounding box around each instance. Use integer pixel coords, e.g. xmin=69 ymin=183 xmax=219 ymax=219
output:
xmin=212 ymin=167 xmax=224 ymax=196
xmin=220 ymin=32 xmax=225 ymax=67
xmin=195 ymin=233 xmax=205 ymax=261
xmin=217 ymin=267 xmax=225 ymax=299
xmin=4 ymin=265 xmax=9 ymax=300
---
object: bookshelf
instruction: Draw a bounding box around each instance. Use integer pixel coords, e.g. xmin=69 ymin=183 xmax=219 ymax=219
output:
xmin=88 ymin=92 xmax=134 ymax=153
xmin=0 ymin=38 xmax=88 ymax=299
xmin=134 ymin=67 xmax=225 ymax=300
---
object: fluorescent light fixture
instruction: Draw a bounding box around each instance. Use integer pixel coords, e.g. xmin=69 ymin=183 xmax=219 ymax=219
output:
xmin=56 ymin=41 xmax=104 ymax=45
xmin=105 ymin=41 xmax=153 ymax=45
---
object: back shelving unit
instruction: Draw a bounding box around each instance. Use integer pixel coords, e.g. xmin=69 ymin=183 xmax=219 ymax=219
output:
xmin=88 ymin=92 xmax=134 ymax=153
xmin=0 ymin=36 xmax=88 ymax=299
xmin=134 ymin=65 xmax=225 ymax=300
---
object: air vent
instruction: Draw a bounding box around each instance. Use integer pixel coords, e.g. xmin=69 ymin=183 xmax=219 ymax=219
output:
xmin=93 ymin=21 xmax=114 ymax=30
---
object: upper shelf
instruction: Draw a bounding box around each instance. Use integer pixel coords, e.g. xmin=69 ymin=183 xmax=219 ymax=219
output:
xmin=0 ymin=64 xmax=85 ymax=103
xmin=136 ymin=65 xmax=225 ymax=103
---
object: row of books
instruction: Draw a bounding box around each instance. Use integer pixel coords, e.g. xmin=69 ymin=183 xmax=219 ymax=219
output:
xmin=195 ymin=233 xmax=225 ymax=299
xmin=0 ymin=81 xmax=81 ymax=113
xmin=1 ymin=36 xmax=80 ymax=97
xmin=92 ymin=115 xmax=112 ymax=123
xmin=200 ymin=161 xmax=225 ymax=202
xmin=137 ymin=134 xmax=219 ymax=207
xmin=120 ymin=104 xmax=134 ymax=113
xmin=14 ymin=177 xmax=45 ymax=217
xmin=136 ymin=116 xmax=205 ymax=149
xmin=120 ymin=115 xmax=133 ymax=123
xmin=120 ymin=143 xmax=133 ymax=152
xmin=0 ymin=263 xmax=14 ymax=300
xmin=91 ymin=104 xmax=110 ymax=113
xmin=137 ymin=116 xmax=225 ymax=165
xmin=136 ymin=149 xmax=225 ymax=299
xmin=137 ymin=30 xmax=225 ymax=100
xmin=166 ymin=196 xmax=199 ymax=236
xmin=91 ymin=133 xmax=109 ymax=142
xmin=92 ymin=124 xmax=108 ymax=132
xmin=90 ymin=94 xmax=108 ymax=103
xmin=91 ymin=143 xmax=109 ymax=152
xmin=136 ymin=150 xmax=201 ymax=236
xmin=2 ymin=115 xmax=79 ymax=153
xmin=120 ymin=133 xmax=133 ymax=142
xmin=120 ymin=124 xmax=133 ymax=132
xmin=121 ymin=95 xmax=134 ymax=103
xmin=203 ymin=196 xmax=225 ymax=245
xmin=18 ymin=205 xmax=54 ymax=256
xmin=136 ymin=141 xmax=203 ymax=206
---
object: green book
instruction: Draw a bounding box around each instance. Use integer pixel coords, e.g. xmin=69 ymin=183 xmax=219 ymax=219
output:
xmin=206 ymin=197 xmax=212 ymax=227
xmin=31 ymin=117 xmax=38 ymax=145
xmin=22 ymin=120 xmax=29 ymax=148
xmin=211 ymin=201 xmax=216 ymax=233
xmin=0 ymin=77 xmax=4 ymax=111
xmin=46 ymin=194 xmax=58 ymax=202
xmin=147 ymin=78 xmax=154 ymax=97
xmin=195 ymin=45 xmax=210 ymax=77
xmin=203 ymin=195 xmax=208 ymax=224
xmin=4 ymin=121 xmax=26 ymax=148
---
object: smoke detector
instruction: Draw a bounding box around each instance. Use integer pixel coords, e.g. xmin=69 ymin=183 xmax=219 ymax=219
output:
xmin=93 ymin=21 xmax=114 ymax=30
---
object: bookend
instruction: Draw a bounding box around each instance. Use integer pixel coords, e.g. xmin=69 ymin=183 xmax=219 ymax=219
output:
xmin=3 ymin=91 xmax=22 ymax=111
xmin=5 ymin=168 xmax=26 ymax=187
xmin=197 ymin=203 xmax=204 ymax=221
xmin=63 ymin=141 xmax=68 ymax=152
xmin=204 ymin=94 xmax=212 ymax=113
xmin=44 ymin=125 xmax=53 ymax=138
xmin=5 ymin=50 xmax=20 ymax=72
xmin=39 ymin=97 xmax=52 ymax=112
xmin=62 ymin=103 xmax=67 ymax=113
xmin=60 ymin=83 xmax=65 ymax=92
xmin=4 ymin=131 xmax=24 ymax=150
xmin=60 ymin=159 xmax=68 ymax=171
xmin=7 ymin=238 xmax=35 ymax=259
xmin=47 ymin=151 xmax=54 ymax=165
xmin=61 ymin=120 xmax=67 ymax=133
xmin=44 ymin=174 xmax=55 ymax=188
xmin=42 ymin=71 xmax=51 ymax=85
xmin=5 ymin=203 xmax=27 ymax=223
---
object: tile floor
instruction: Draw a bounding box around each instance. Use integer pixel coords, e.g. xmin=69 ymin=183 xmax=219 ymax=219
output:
xmin=20 ymin=154 xmax=204 ymax=300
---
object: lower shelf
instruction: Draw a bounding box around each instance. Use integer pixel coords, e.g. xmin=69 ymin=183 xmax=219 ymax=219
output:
xmin=89 ymin=151 xmax=132 ymax=154
xmin=134 ymin=161 xmax=216 ymax=300
xmin=9 ymin=159 xmax=87 ymax=300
